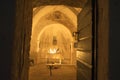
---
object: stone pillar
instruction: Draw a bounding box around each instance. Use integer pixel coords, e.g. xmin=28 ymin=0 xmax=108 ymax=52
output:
xmin=97 ymin=0 xmax=109 ymax=80
xmin=11 ymin=0 xmax=32 ymax=80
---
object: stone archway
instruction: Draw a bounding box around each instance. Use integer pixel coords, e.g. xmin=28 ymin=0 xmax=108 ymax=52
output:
xmin=36 ymin=24 xmax=74 ymax=64
xmin=30 ymin=5 xmax=80 ymax=65
xmin=10 ymin=0 xmax=109 ymax=80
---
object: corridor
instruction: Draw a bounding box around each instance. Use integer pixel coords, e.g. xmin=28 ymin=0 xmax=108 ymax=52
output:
xmin=29 ymin=64 xmax=76 ymax=80
xmin=29 ymin=1 xmax=92 ymax=80
xmin=0 ymin=0 xmax=109 ymax=80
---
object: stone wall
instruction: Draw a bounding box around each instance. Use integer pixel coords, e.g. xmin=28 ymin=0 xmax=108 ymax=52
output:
xmin=30 ymin=5 xmax=78 ymax=64
xmin=77 ymin=1 xmax=92 ymax=80
xmin=97 ymin=0 xmax=109 ymax=79
xmin=0 ymin=0 xmax=109 ymax=80
xmin=33 ymin=0 xmax=88 ymax=8
xmin=11 ymin=0 xmax=32 ymax=80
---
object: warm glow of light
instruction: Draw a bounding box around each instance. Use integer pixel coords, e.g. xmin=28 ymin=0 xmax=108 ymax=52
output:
xmin=48 ymin=48 xmax=57 ymax=54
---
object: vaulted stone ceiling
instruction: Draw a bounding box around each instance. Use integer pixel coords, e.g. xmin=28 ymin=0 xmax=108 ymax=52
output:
xmin=38 ymin=24 xmax=73 ymax=59
xmin=30 ymin=5 xmax=82 ymax=64
xmin=32 ymin=0 xmax=88 ymax=8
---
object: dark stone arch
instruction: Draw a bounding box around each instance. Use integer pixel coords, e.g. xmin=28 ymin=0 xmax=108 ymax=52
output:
xmin=3 ymin=0 xmax=109 ymax=80
xmin=33 ymin=0 xmax=88 ymax=8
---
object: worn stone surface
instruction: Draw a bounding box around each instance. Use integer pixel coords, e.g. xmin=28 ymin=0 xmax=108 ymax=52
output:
xmin=11 ymin=0 xmax=32 ymax=80
xmin=0 ymin=0 xmax=109 ymax=80
xmin=30 ymin=5 xmax=79 ymax=65
xmin=77 ymin=1 xmax=92 ymax=80
xmin=97 ymin=0 xmax=109 ymax=80
xmin=33 ymin=0 xmax=88 ymax=8
xmin=29 ymin=64 xmax=76 ymax=80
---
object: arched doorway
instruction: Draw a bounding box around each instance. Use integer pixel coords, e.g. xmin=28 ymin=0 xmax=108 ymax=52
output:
xmin=29 ymin=1 xmax=92 ymax=80
xmin=29 ymin=5 xmax=79 ymax=80
xmin=10 ymin=0 xmax=109 ymax=80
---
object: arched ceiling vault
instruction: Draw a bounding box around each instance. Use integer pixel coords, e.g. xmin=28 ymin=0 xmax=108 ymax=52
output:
xmin=33 ymin=5 xmax=82 ymax=17
xmin=32 ymin=5 xmax=82 ymax=32
xmin=37 ymin=23 xmax=73 ymax=53
xmin=38 ymin=23 xmax=73 ymax=41
xmin=32 ymin=0 xmax=88 ymax=8
xmin=30 ymin=5 xmax=81 ymax=53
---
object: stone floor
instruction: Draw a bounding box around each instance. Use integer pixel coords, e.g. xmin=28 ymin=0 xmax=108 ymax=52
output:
xmin=29 ymin=64 xmax=76 ymax=80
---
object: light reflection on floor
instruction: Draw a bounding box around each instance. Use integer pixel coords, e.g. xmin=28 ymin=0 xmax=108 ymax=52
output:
xmin=29 ymin=64 xmax=76 ymax=80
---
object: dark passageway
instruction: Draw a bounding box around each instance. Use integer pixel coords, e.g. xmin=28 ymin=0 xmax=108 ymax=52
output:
xmin=29 ymin=1 xmax=92 ymax=80
xmin=0 ymin=0 xmax=109 ymax=80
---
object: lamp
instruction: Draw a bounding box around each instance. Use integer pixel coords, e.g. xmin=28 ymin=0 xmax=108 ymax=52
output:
xmin=72 ymin=31 xmax=79 ymax=41
xmin=72 ymin=31 xmax=80 ymax=48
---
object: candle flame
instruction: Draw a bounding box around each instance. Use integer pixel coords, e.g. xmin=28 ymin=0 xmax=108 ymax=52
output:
xmin=48 ymin=48 xmax=57 ymax=54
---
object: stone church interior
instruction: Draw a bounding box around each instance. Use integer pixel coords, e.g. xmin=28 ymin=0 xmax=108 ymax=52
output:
xmin=0 ymin=0 xmax=109 ymax=80
xmin=29 ymin=0 xmax=92 ymax=80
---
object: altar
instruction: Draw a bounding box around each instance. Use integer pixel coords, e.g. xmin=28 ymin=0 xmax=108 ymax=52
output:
xmin=46 ymin=48 xmax=64 ymax=65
